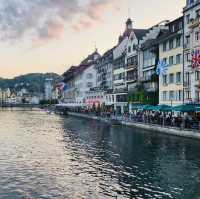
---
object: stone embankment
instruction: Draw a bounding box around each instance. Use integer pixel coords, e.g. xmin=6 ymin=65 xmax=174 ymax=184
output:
xmin=68 ymin=112 xmax=200 ymax=140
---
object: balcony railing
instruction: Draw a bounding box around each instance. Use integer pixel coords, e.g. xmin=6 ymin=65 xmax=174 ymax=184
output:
xmin=126 ymin=63 xmax=137 ymax=70
xmin=126 ymin=76 xmax=137 ymax=82
xmin=114 ymin=87 xmax=128 ymax=94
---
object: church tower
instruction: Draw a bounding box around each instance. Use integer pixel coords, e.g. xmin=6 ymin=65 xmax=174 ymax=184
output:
xmin=126 ymin=18 xmax=133 ymax=30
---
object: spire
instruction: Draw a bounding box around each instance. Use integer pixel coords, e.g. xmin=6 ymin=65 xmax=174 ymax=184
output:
xmin=126 ymin=18 xmax=133 ymax=30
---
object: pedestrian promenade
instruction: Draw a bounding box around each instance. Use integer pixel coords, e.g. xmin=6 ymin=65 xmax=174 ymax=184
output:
xmin=67 ymin=111 xmax=200 ymax=141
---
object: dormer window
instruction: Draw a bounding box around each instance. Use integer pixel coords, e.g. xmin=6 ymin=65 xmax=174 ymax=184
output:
xmin=133 ymin=44 xmax=137 ymax=51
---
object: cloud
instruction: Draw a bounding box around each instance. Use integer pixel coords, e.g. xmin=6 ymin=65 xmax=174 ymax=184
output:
xmin=0 ymin=0 xmax=118 ymax=44
xmin=72 ymin=0 xmax=119 ymax=33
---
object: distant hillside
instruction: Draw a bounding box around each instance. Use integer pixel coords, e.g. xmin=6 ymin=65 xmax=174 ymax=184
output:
xmin=0 ymin=73 xmax=62 ymax=93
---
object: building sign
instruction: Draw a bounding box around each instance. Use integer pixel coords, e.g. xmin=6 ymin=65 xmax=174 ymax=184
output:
xmin=191 ymin=49 xmax=200 ymax=69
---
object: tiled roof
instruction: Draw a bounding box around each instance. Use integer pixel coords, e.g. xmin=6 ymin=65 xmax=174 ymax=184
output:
xmin=134 ymin=29 xmax=148 ymax=40
xmin=80 ymin=51 xmax=101 ymax=65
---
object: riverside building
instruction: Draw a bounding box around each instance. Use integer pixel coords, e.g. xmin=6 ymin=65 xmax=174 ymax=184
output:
xmin=112 ymin=19 xmax=133 ymax=114
xmin=158 ymin=17 xmax=184 ymax=106
xmin=62 ymin=50 xmax=100 ymax=106
xmin=183 ymin=0 xmax=200 ymax=103
xmin=138 ymin=23 xmax=168 ymax=105
xmin=96 ymin=48 xmax=114 ymax=90
xmin=125 ymin=25 xmax=148 ymax=111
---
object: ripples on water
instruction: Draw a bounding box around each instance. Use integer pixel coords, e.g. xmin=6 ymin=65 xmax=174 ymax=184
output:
xmin=0 ymin=109 xmax=200 ymax=199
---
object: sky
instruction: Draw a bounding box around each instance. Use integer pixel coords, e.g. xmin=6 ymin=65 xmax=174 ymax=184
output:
xmin=0 ymin=0 xmax=185 ymax=78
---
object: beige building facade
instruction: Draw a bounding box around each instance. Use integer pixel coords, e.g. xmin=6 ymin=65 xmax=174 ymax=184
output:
xmin=159 ymin=17 xmax=184 ymax=106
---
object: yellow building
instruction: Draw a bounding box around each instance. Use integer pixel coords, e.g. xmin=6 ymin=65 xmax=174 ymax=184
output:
xmin=159 ymin=17 xmax=184 ymax=106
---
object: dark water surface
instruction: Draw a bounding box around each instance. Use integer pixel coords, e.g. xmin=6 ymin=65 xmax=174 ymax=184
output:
xmin=0 ymin=109 xmax=200 ymax=199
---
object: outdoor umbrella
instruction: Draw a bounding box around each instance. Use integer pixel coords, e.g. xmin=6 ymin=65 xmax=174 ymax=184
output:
xmin=154 ymin=104 xmax=172 ymax=112
xmin=195 ymin=106 xmax=200 ymax=112
xmin=141 ymin=105 xmax=155 ymax=111
xmin=173 ymin=104 xmax=197 ymax=112
xmin=131 ymin=104 xmax=144 ymax=110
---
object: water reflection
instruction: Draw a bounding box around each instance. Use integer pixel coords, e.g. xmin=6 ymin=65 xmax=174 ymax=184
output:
xmin=0 ymin=110 xmax=200 ymax=199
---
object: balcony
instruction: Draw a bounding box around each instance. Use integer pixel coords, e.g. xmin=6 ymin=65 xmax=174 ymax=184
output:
xmin=126 ymin=76 xmax=137 ymax=83
xmin=141 ymin=74 xmax=158 ymax=82
xmin=126 ymin=63 xmax=137 ymax=71
xmin=144 ymin=84 xmax=158 ymax=92
xmin=114 ymin=87 xmax=128 ymax=94
xmin=189 ymin=17 xmax=200 ymax=29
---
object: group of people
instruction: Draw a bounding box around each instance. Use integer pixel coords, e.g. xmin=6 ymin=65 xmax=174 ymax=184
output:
xmin=67 ymin=106 xmax=200 ymax=130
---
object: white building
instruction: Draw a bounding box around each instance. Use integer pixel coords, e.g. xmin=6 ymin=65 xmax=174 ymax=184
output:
xmin=75 ymin=64 xmax=97 ymax=105
xmin=85 ymin=89 xmax=105 ymax=108
xmin=126 ymin=29 xmax=147 ymax=92
xmin=112 ymin=19 xmax=133 ymax=114
xmin=63 ymin=50 xmax=100 ymax=107
xmin=183 ymin=0 xmax=200 ymax=103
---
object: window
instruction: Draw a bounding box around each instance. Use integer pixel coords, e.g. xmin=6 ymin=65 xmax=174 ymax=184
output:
xmin=127 ymin=56 xmax=138 ymax=66
xmin=169 ymin=91 xmax=174 ymax=100
xmin=87 ymin=82 xmax=93 ymax=88
xmin=186 ymin=53 xmax=190 ymax=62
xmin=169 ymin=73 xmax=174 ymax=84
xmin=186 ymin=35 xmax=190 ymax=44
xmin=187 ymin=0 xmax=194 ymax=6
xmin=163 ymin=91 xmax=167 ymax=101
xmin=176 ymin=36 xmax=181 ymax=47
xmin=169 ymin=56 xmax=174 ymax=65
xmin=169 ymin=40 xmax=174 ymax=49
xmin=163 ymin=57 xmax=167 ymax=64
xmin=185 ymin=72 xmax=190 ymax=86
xmin=185 ymin=91 xmax=191 ymax=100
xmin=162 ymin=74 xmax=168 ymax=85
xmin=87 ymin=73 xmax=93 ymax=79
xmin=163 ymin=42 xmax=167 ymax=51
xmin=176 ymin=72 xmax=181 ymax=83
xmin=133 ymin=44 xmax=137 ymax=51
xmin=176 ymin=90 xmax=182 ymax=101
xmin=196 ymin=9 xmax=200 ymax=18
xmin=195 ymin=91 xmax=200 ymax=101
xmin=195 ymin=71 xmax=200 ymax=80
xmin=128 ymin=46 xmax=131 ymax=53
xmin=176 ymin=54 xmax=181 ymax=64
xmin=186 ymin=14 xmax=190 ymax=24
xmin=195 ymin=31 xmax=200 ymax=41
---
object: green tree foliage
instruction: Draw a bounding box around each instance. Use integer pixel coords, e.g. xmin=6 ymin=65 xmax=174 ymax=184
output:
xmin=0 ymin=73 xmax=62 ymax=93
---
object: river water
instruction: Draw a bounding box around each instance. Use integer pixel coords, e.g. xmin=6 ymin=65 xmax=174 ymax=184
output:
xmin=0 ymin=109 xmax=200 ymax=199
